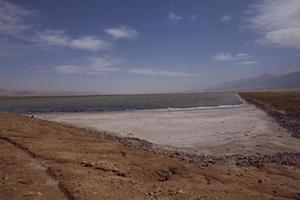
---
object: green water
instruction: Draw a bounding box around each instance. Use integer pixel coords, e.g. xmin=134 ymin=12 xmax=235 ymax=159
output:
xmin=0 ymin=93 xmax=242 ymax=113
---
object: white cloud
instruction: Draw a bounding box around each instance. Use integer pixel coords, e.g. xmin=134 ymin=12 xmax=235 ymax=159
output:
xmin=69 ymin=36 xmax=111 ymax=50
xmin=241 ymin=60 xmax=259 ymax=65
xmin=127 ymin=68 xmax=196 ymax=77
xmin=212 ymin=52 xmax=249 ymax=61
xmin=37 ymin=30 xmax=111 ymax=51
xmin=213 ymin=52 xmax=234 ymax=61
xmin=247 ymin=0 xmax=300 ymax=49
xmin=56 ymin=57 xmax=121 ymax=75
xmin=286 ymin=67 xmax=300 ymax=73
xmin=37 ymin=30 xmax=69 ymax=46
xmin=0 ymin=0 xmax=33 ymax=35
xmin=221 ymin=15 xmax=232 ymax=22
xmin=236 ymin=53 xmax=248 ymax=58
xmin=0 ymin=1 xmax=112 ymax=51
xmin=87 ymin=57 xmax=120 ymax=73
xmin=0 ymin=1 xmax=132 ymax=53
xmin=105 ymin=26 xmax=138 ymax=40
xmin=191 ymin=14 xmax=197 ymax=20
xmin=168 ymin=12 xmax=183 ymax=21
xmin=212 ymin=52 xmax=258 ymax=65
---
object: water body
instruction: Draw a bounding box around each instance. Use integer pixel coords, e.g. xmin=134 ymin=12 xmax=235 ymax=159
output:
xmin=0 ymin=93 xmax=243 ymax=113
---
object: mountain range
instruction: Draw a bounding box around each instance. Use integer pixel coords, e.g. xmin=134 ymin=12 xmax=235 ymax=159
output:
xmin=1 ymin=70 xmax=300 ymax=96
xmin=209 ymin=70 xmax=300 ymax=92
xmin=0 ymin=89 xmax=92 ymax=97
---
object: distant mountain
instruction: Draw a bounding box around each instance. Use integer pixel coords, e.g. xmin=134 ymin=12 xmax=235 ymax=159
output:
xmin=0 ymin=89 xmax=47 ymax=96
xmin=0 ymin=89 xmax=93 ymax=97
xmin=209 ymin=70 xmax=300 ymax=91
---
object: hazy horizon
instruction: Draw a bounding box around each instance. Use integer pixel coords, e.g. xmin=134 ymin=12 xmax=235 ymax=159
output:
xmin=1 ymin=0 xmax=300 ymax=94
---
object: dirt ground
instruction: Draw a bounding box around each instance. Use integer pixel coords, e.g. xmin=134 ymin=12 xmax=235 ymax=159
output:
xmin=239 ymin=92 xmax=300 ymax=113
xmin=240 ymin=92 xmax=300 ymax=138
xmin=1 ymin=112 xmax=300 ymax=200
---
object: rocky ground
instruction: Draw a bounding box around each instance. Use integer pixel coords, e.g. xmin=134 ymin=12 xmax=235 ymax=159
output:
xmin=239 ymin=92 xmax=300 ymax=138
xmin=82 ymin=127 xmax=300 ymax=167
xmin=1 ymin=112 xmax=300 ymax=200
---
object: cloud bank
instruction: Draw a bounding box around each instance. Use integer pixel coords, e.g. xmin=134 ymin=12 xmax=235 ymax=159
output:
xmin=212 ymin=52 xmax=258 ymax=65
xmin=37 ymin=30 xmax=111 ymax=51
xmin=213 ymin=52 xmax=248 ymax=61
xmin=127 ymin=68 xmax=196 ymax=77
xmin=0 ymin=1 xmax=136 ymax=52
xmin=247 ymin=0 xmax=300 ymax=49
xmin=0 ymin=0 xmax=33 ymax=35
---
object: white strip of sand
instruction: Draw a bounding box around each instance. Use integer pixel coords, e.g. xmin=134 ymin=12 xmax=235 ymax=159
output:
xmin=35 ymin=104 xmax=300 ymax=156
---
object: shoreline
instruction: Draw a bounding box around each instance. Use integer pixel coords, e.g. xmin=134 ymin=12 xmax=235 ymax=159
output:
xmin=27 ymin=102 xmax=245 ymax=115
xmin=14 ymin=92 xmax=300 ymax=166
xmin=35 ymin=103 xmax=300 ymax=156
xmin=10 ymin=110 xmax=300 ymax=167
xmin=1 ymin=92 xmax=243 ymax=114
xmin=3 ymin=111 xmax=300 ymax=167
xmin=71 ymin=124 xmax=300 ymax=167
xmin=17 ymin=100 xmax=246 ymax=115
xmin=34 ymin=104 xmax=300 ymax=168
xmin=1 ymin=111 xmax=300 ymax=199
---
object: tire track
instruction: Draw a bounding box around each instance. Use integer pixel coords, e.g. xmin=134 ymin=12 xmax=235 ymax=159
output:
xmin=0 ymin=135 xmax=75 ymax=200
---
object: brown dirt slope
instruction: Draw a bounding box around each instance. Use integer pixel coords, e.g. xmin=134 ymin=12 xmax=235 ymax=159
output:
xmin=0 ymin=112 xmax=300 ymax=200
xmin=239 ymin=91 xmax=300 ymax=138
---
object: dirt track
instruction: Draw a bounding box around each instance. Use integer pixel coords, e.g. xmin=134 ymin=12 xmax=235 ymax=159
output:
xmin=1 ymin=112 xmax=300 ymax=200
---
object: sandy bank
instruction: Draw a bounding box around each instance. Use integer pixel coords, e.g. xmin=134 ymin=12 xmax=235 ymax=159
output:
xmin=36 ymin=104 xmax=300 ymax=156
xmin=1 ymin=112 xmax=300 ymax=200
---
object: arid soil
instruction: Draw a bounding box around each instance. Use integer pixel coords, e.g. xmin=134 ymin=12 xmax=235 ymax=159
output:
xmin=239 ymin=92 xmax=300 ymax=113
xmin=240 ymin=92 xmax=300 ymax=138
xmin=1 ymin=112 xmax=300 ymax=200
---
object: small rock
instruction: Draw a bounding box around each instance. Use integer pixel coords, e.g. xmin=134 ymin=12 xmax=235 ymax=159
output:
xmin=178 ymin=189 xmax=185 ymax=194
xmin=168 ymin=189 xmax=175 ymax=196
xmin=80 ymin=161 xmax=87 ymax=165
xmin=81 ymin=160 xmax=94 ymax=167
xmin=17 ymin=180 xmax=27 ymax=184
xmin=156 ymin=188 xmax=162 ymax=193
xmin=146 ymin=192 xmax=153 ymax=196
xmin=120 ymin=151 xmax=126 ymax=157
xmin=116 ymin=171 xmax=126 ymax=177
xmin=24 ymin=191 xmax=38 ymax=196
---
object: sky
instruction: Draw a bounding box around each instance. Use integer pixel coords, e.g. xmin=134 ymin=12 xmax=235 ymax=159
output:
xmin=0 ymin=0 xmax=300 ymax=94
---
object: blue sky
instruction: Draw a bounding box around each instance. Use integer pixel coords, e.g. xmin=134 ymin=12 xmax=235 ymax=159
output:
xmin=0 ymin=0 xmax=300 ymax=93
